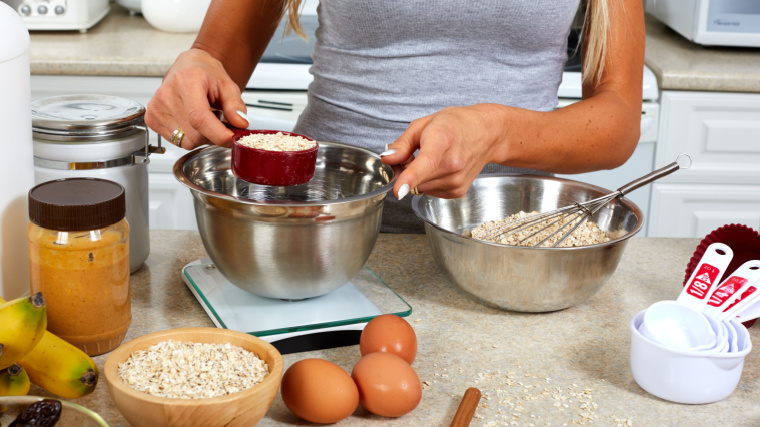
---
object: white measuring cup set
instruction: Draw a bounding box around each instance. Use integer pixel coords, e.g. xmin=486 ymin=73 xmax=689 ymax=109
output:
xmin=638 ymin=243 xmax=760 ymax=354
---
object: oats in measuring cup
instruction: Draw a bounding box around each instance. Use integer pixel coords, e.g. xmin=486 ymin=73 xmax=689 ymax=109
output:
xmin=236 ymin=132 xmax=315 ymax=152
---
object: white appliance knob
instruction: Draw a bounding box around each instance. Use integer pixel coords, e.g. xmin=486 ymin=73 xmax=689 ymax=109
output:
xmin=20 ymin=4 xmax=31 ymax=15
xmin=54 ymin=5 xmax=65 ymax=14
xmin=37 ymin=5 xmax=48 ymax=14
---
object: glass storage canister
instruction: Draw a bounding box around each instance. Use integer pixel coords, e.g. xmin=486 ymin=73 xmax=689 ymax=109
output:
xmin=30 ymin=94 xmax=164 ymax=274
xmin=28 ymin=177 xmax=131 ymax=356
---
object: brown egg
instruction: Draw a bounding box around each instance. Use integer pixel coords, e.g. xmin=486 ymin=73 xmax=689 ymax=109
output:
xmin=351 ymin=352 xmax=422 ymax=418
xmin=280 ymin=358 xmax=359 ymax=424
xmin=360 ymin=314 xmax=417 ymax=364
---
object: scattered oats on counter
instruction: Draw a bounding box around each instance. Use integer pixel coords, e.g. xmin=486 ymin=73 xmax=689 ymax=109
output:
xmin=469 ymin=211 xmax=610 ymax=248
xmin=612 ymin=415 xmax=634 ymax=427
xmin=433 ymin=368 xmax=632 ymax=426
xmin=117 ymin=340 xmax=269 ymax=399
xmin=236 ymin=132 xmax=315 ymax=152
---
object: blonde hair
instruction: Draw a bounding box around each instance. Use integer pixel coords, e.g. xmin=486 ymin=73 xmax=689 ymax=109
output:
xmin=581 ymin=0 xmax=610 ymax=85
xmin=283 ymin=0 xmax=307 ymax=39
xmin=283 ymin=0 xmax=610 ymax=84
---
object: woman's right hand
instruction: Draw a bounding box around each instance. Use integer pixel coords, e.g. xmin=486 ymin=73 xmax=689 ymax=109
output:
xmin=144 ymin=48 xmax=250 ymax=150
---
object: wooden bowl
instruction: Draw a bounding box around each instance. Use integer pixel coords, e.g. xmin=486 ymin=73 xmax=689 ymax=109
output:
xmin=231 ymin=129 xmax=318 ymax=186
xmin=104 ymin=327 xmax=283 ymax=427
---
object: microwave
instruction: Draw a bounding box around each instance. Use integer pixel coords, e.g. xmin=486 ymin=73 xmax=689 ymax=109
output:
xmin=645 ymin=0 xmax=760 ymax=47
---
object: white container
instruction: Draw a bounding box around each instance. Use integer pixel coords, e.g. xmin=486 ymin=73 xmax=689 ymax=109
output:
xmin=0 ymin=2 xmax=35 ymax=299
xmin=630 ymin=310 xmax=752 ymax=404
xmin=116 ymin=0 xmax=142 ymax=14
xmin=141 ymin=0 xmax=211 ymax=33
xmin=30 ymin=95 xmax=162 ymax=273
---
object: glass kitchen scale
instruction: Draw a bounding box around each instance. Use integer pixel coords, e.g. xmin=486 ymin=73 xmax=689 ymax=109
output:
xmin=182 ymin=258 xmax=412 ymax=354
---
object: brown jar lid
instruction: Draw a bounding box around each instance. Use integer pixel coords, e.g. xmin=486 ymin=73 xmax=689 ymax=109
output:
xmin=28 ymin=178 xmax=126 ymax=231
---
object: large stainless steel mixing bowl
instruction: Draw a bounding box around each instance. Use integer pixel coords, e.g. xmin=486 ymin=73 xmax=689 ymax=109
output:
xmin=412 ymin=174 xmax=643 ymax=312
xmin=174 ymin=142 xmax=398 ymax=300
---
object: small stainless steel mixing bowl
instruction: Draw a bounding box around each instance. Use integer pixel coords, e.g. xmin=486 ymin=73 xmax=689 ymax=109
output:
xmin=174 ymin=142 xmax=398 ymax=300
xmin=412 ymin=174 xmax=643 ymax=312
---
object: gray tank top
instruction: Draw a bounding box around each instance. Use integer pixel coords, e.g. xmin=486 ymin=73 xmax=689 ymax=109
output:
xmin=293 ymin=0 xmax=581 ymax=233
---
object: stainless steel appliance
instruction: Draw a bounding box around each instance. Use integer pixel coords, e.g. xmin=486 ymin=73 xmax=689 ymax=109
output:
xmin=0 ymin=0 xmax=109 ymax=32
xmin=645 ymin=0 xmax=760 ymax=47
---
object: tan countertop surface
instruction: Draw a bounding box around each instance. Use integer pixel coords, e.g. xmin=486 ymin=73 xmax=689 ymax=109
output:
xmin=29 ymin=6 xmax=760 ymax=94
xmin=644 ymin=14 xmax=760 ymax=93
xmin=29 ymin=5 xmax=194 ymax=77
xmin=24 ymin=230 xmax=760 ymax=426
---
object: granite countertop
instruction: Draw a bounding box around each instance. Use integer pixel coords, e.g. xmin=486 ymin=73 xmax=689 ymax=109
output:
xmin=644 ymin=14 xmax=760 ymax=93
xmin=29 ymin=5 xmax=194 ymax=77
xmin=29 ymin=6 xmax=760 ymax=94
xmin=24 ymin=230 xmax=760 ymax=426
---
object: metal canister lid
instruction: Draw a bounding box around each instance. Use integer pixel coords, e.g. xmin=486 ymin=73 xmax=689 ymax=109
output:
xmin=28 ymin=178 xmax=126 ymax=231
xmin=31 ymin=94 xmax=146 ymax=142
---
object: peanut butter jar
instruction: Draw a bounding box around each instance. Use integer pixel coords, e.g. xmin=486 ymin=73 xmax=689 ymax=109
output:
xmin=28 ymin=178 xmax=130 ymax=356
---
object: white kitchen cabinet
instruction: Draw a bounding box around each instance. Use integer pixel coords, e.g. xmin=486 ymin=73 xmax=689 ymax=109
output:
xmin=147 ymin=173 xmax=197 ymax=230
xmin=31 ymin=75 xmax=198 ymax=230
xmin=650 ymin=90 xmax=760 ymax=237
xmin=649 ymin=183 xmax=760 ymax=237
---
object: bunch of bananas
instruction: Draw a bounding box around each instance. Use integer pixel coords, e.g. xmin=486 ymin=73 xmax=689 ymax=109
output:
xmin=0 ymin=294 xmax=99 ymax=399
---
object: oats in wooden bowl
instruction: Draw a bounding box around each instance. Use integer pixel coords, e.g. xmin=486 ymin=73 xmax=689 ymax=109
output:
xmin=104 ymin=327 xmax=283 ymax=427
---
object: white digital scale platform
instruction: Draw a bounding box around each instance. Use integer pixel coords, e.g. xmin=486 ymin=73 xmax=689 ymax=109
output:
xmin=181 ymin=258 xmax=412 ymax=354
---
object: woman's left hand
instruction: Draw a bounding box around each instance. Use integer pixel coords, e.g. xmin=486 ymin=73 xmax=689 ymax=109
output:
xmin=381 ymin=104 xmax=506 ymax=200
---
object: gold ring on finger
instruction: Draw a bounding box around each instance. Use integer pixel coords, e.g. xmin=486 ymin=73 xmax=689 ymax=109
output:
xmin=169 ymin=128 xmax=184 ymax=147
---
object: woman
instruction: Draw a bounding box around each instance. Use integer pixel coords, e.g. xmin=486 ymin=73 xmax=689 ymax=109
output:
xmin=145 ymin=0 xmax=645 ymax=233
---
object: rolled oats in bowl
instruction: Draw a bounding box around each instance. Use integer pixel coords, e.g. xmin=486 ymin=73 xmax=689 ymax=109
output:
xmin=470 ymin=210 xmax=610 ymax=248
xmin=117 ymin=340 xmax=269 ymax=399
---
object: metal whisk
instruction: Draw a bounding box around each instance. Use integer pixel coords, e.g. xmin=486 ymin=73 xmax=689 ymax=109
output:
xmin=472 ymin=154 xmax=692 ymax=248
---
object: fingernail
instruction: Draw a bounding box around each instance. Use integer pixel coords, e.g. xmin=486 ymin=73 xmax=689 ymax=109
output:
xmin=397 ymin=183 xmax=410 ymax=200
xmin=384 ymin=144 xmax=390 ymax=151
xmin=236 ymin=110 xmax=250 ymax=127
xmin=380 ymin=149 xmax=396 ymax=157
